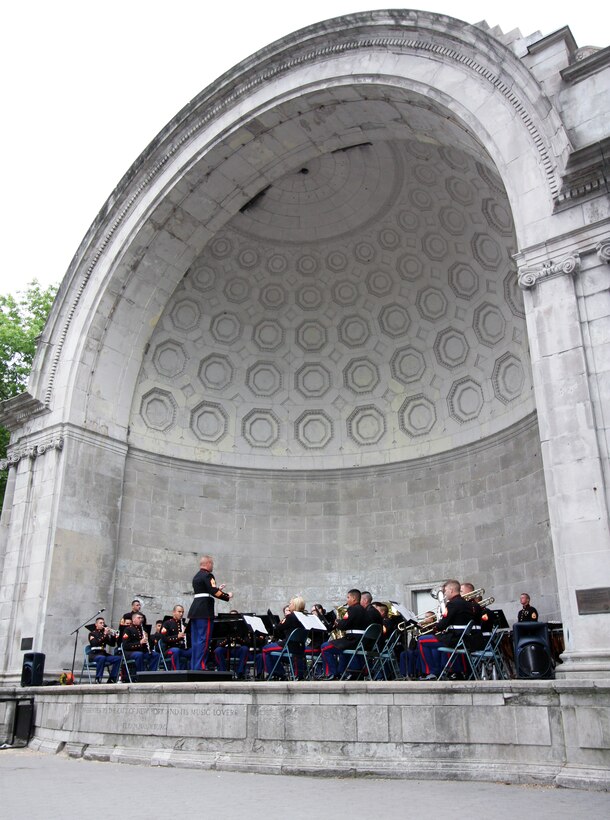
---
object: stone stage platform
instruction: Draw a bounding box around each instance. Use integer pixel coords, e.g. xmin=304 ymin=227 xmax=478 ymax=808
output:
xmin=1 ymin=679 xmax=609 ymax=791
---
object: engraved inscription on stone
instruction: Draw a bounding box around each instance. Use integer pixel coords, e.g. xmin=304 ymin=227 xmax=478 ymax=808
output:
xmin=79 ymin=703 xmax=247 ymax=737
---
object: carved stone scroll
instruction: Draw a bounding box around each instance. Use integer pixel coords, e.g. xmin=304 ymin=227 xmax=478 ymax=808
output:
xmin=518 ymin=253 xmax=581 ymax=289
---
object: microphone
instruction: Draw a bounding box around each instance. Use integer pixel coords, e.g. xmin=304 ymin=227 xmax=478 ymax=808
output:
xmin=97 ymin=608 xmax=105 ymax=614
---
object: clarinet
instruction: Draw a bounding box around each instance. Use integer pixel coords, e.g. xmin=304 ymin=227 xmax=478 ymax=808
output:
xmin=181 ymin=618 xmax=188 ymax=649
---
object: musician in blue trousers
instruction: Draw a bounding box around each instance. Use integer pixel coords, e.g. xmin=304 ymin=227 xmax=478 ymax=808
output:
xmin=187 ymin=555 xmax=233 ymax=670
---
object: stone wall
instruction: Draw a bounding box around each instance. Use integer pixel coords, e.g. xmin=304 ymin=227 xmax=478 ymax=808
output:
xmin=8 ymin=680 xmax=610 ymax=790
xmin=113 ymin=413 xmax=556 ymax=624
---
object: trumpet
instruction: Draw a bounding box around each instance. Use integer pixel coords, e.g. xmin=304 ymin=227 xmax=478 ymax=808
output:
xmin=397 ymin=612 xmax=437 ymax=633
xmin=181 ymin=618 xmax=188 ymax=650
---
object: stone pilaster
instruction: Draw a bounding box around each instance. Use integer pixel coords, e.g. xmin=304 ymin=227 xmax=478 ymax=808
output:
xmin=518 ymin=236 xmax=610 ymax=677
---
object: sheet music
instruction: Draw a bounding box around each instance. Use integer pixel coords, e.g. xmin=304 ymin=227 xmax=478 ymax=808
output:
xmin=294 ymin=612 xmax=326 ymax=630
xmin=395 ymin=603 xmax=417 ymax=622
xmin=243 ymin=614 xmax=268 ymax=634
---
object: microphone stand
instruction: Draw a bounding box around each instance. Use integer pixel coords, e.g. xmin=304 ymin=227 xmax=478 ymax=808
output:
xmin=70 ymin=609 xmax=105 ymax=680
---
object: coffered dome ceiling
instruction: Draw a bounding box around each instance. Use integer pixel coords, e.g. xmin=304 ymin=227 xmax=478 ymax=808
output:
xmin=129 ymin=136 xmax=532 ymax=469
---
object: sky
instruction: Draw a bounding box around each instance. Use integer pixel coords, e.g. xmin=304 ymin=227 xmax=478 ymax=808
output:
xmin=1 ymin=1 xmax=605 ymax=295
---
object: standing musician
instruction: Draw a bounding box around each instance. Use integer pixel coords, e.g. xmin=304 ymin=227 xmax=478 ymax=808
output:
xmin=214 ymin=609 xmax=250 ymax=679
xmin=518 ymin=592 xmax=538 ymax=621
xmin=121 ymin=612 xmax=160 ymax=674
xmin=418 ymin=580 xmax=482 ymax=679
xmin=320 ymin=588 xmax=369 ymax=679
xmin=88 ymin=616 xmax=122 ymax=683
xmin=121 ymin=599 xmax=147 ymax=626
xmin=187 ymin=555 xmax=233 ymax=671
xmin=160 ymin=604 xmax=192 ymax=670
xmin=262 ymin=596 xmax=306 ymax=678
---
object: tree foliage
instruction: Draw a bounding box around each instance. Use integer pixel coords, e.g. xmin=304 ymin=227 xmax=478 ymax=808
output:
xmin=0 ymin=280 xmax=58 ymax=504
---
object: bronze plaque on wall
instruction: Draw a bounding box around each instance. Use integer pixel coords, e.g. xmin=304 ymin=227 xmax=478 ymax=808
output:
xmin=576 ymin=588 xmax=610 ymax=615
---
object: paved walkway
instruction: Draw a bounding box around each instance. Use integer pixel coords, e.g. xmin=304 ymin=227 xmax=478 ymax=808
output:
xmin=0 ymin=748 xmax=608 ymax=819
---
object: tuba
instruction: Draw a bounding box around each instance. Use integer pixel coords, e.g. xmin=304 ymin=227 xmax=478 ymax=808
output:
xmin=330 ymin=604 xmax=348 ymax=640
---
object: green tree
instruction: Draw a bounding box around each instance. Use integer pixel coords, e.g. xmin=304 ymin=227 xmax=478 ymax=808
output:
xmin=0 ymin=280 xmax=58 ymax=504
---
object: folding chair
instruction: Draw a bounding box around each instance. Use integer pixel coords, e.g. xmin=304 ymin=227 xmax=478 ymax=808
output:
xmin=471 ymin=626 xmax=510 ymax=680
xmin=266 ymin=628 xmax=307 ymax=680
xmin=375 ymin=627 xmax=403 ymax=680
xmin=119 ymin=644 xmax=137 ymax=682
xmin=156 ymin=638 xmax=171 ymax=671
xmin=79 ymin=645 xmax=98 ymax=684
xmin=340 ymin=623 xmax=383 ymax=681
xmin=437 ymin=621 xmax=478 ymax=680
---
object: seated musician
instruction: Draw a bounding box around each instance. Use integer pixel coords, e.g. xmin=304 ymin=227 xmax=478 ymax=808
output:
xmin=160 ymin=605 xmax=192 ymax=670
xmin=214 ymin=609 xmax=249 ymax=679
xmin=150 ymin=620 xmax=164 ymax=650
xmin=418 ymin=580 xmax=482 ymax=680
xmin=304 ymin=603 xmax=333 ymax=675
xmin=121 ymin=612 xmax=160 ymax=674
xmin=361 ymin=591 xmax=384 ymax=627
xmin=88 ymin=616 xmax=122 ymax=683
xmin=262 ymin=596 xmax=306 ymax=679
xmin=399 ymin=611 xmax=435 ymax=679
xmin=320 ymin=588 xmax=369 ymax=679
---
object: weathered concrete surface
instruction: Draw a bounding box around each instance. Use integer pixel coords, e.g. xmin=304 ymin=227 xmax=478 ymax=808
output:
xmin=2 ymin=748 xmax=609 ymax=820
xmin=2 ymin=680 xmax=609 ymax=790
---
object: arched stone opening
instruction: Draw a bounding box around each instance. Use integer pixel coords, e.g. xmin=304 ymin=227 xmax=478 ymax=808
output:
xmin=2 ymin=11 xmax=608 ymax=679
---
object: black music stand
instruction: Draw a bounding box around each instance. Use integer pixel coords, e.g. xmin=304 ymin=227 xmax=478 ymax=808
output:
xmin=213 ymin=614 xmax=250 ymax=675
xmin=242 ymin=614 xmax=273 ymax=679
xmin=69 ymin=608 xmax=106 ymax=680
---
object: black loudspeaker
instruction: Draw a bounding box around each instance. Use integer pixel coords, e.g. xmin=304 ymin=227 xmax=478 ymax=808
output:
xmin=14 ymin=702 xmax=35 ymax=742
xmin=512 ymin=623 xmax=553 ymax=679
xmin=20 ymin=652 xmax=45 ymax=686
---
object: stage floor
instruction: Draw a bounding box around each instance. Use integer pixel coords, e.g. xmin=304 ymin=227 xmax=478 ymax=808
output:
xmin=1 ymin=678 xmax=609 ymax=790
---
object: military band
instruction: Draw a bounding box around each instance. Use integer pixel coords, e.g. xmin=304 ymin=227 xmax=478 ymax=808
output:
xmin=81 ymin=557 xmax=548 ymax=682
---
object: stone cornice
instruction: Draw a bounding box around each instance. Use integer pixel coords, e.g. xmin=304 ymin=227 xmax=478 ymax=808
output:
xmin=0 ymin=392 xmax=49 ymax=432
xmin=526 ymin=26 xmax=578 ymax=58
xmin=555 ymin=137 xmax=610 ymax=209
xmin=561 ymin=44 xmax=610 ymax=84
xmin=518 ymin=253 xmax=581 ymax=289
xmin=0 ymin=435 xmax=63 ymax=471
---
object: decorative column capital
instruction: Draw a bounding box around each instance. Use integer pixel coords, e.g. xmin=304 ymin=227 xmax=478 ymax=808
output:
xmin=596 ymin=239 xmax=610 ymax=264
xmin=518 ymin=253 xmax=581 ymax=290
xmin=0 ymin=436 xmax=64 ymax=471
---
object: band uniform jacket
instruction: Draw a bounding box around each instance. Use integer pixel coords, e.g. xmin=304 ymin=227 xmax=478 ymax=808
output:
xmin=365 ymin=604 xmax=384 ymax=626
xmin=272 ymin=611 xmax=303 ymax=645
xmin=518 ymin=605 xmax=539 ymax=622
xmin=433 ymin=595 xmax=482 ymax=647
xmin=122 ymin=611 xmax=147 ymax=625
xmin=121 ymin=623 xmax=151 ymax=653
xmin=161 ymin=617 xmax=189 ymax=649
xmin=339 ymin=603 xmax=369 ymax=645
xmin=187 ymin=569 xmax=230 ymax=619
xmin=88 ymin=628 xmax=116 ymax=656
